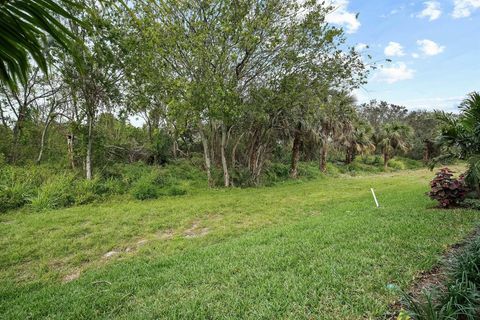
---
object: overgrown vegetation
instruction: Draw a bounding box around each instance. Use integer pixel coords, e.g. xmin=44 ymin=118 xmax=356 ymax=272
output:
xmin=0 ymin=156 xmax=423 ymax=213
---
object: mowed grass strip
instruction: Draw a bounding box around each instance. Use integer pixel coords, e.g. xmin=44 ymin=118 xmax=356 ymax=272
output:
xmin=1 ymin=168 xmax=479 ymax=319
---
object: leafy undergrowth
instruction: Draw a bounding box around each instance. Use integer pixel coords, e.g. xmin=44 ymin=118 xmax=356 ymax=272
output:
xmin=0 ymin=157 xmax=423 ymax=213
xmin=0 ymin=167 xmax=478 ymax=319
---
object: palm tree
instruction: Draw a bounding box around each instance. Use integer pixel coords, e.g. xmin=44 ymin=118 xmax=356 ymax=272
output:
xmin=342 ymin=121 xmax=375 ymax=164
xmin=0 ymin=0 xmax=79 ymax=91
xmin=436 ymin=92 xmax=480 ymax=196
xmin=377 ymin=122 xmax=412 ymax=171
xmin=318 ymin=90 xmax=357 ymax=172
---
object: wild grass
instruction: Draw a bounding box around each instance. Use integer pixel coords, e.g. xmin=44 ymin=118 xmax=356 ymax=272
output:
xmin=1 ymin=167 xmax=479 ymax=319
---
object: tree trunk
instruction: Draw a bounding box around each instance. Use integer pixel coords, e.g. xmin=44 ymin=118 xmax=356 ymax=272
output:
xmin=248 ymin=129 xmax=260 ymax=175
xmin=220 ymin=124 xmax=229 ymax=187
xmin=199 ymin=124 xmax=213 ymax=187
xmin=345 ymin=146 xmax=356 ymax=164
xmin=320 ymin=144 xmax=328 ymax=173
xmin=383 ymin=151 xmax=389 ymax=171
xmin=36 ymin=117 xmax=53 ymax=164
xmin=67 ymin=133 xmax=75 ymax=169
xmin=10 ymin=103 xmax=27 ymax=163
xmin=290 ymin=122 xmax=302 ymax=179
xmin=423 ymin=140 xmax=432 ymax=164
xmin=172 ymin=139 xmax=178 ymax=159
xmin=345 ymin=149 xmax=351 ymax=164
xmin=85 ymin=115 xmax=93 ymax=180
xmin=231 ymin=132 xmax=244 ymax=169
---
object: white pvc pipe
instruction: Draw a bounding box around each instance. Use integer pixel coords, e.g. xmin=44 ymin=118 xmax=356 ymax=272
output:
xmin=371 ymin=188 xmax=380 ymax=208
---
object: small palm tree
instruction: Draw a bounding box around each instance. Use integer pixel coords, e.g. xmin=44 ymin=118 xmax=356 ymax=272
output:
xmin=344 ymin=122 xmax=376 ymax=164
xmin=436 ymin=92 xmax=480 ymax=196
xmin=0 ymin=0 xmax=79 ymax=91
xmin=319 ymin=90 xmax=357 ymax=172
xmin=377 ymin=122 xmax=412 ymax=171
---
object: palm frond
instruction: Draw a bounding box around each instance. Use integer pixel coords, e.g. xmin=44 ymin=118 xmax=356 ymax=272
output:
xmin=0 ymin=0 xmax=81 ymax=91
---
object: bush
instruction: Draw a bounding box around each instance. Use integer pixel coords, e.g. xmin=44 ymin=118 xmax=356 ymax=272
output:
xmin=462 ymin=198 xmax=480 ymax=210
xmin=165 ymin=185 xmax=187 ymax=196
xmin=30 ymin=175 xmax=76 ymax=211
xmin=0 ymin=183 xmax=31 ymax=213
xmin=451 ymin=239 xmax=480 ymax=287
xmin=388 ymin=159 xmax=406 ymax=170
xmin=74 ymin=177 xmax=124 ymax=205
xmin=131 ymin=173 xmax=159 ymax=200
xmin=427 ymin=168 xmax=468 ymax=208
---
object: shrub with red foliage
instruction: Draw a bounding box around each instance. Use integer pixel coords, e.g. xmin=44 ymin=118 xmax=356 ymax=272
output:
xmin=427 ymin=168 xmax=468 ymax=208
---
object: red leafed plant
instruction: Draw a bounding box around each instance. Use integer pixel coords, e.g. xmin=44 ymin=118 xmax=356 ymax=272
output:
xmin=428 ymin=168 xmax=468 ymax=208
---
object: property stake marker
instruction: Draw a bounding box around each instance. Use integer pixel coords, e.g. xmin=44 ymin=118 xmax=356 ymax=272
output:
xmin=371 ymin=188 xmax=380 ymax=208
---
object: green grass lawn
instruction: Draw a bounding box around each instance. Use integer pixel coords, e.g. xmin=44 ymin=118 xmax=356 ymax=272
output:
xmin=1 ymin=168 xmax=479 ymax=319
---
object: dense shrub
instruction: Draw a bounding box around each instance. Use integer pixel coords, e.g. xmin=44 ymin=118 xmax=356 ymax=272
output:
xmin=0 ymin=183 xmax=32 ymax=212
xmin=428 ymin=168 xmax=468 ymax=208
xmin=165 ymin=185 xmax=187 ymax=196
xmin=387 ymin=159 xmax=406 ymax=170
xmin=30 ymin=174 xmax=76 ymax=211
xmin=463 ymin=198 xmax=480 ymax=210
xmin=450 ymin=238 xmax=480 ymax=287
xmin=131 ymin=173 xmax=160 ymax=200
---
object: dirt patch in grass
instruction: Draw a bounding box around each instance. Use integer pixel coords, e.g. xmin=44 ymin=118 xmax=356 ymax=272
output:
xmin=156 ymin=229 xmax=174 ymax=240
xmin=63 ymin=270 xmax=81 ymax=283
xmin=184 ymin=222 xmax=209 ymax=238
xmin=383 ymin=227 xmax=480 ymax=319
xmin=103 ymin=250 xmax=121 ymax=259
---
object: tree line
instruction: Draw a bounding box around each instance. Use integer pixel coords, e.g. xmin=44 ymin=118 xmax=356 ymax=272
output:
xmin=0 ymin=0 xmax=441 ymax=187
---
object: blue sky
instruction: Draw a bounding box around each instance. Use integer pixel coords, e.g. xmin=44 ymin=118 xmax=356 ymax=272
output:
xmin=326 ymin=0 xmax=480 ymax=112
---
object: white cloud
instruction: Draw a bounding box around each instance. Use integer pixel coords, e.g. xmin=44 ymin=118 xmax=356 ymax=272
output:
xmin=355 ymin=43 xmax=368 ymax=51
xmin=452 ymin=0 xmax=480 ymax=18
xmin=325 ymin=0 xmax=361 ymax=33
xmin=374 ymin=62 xmax=415 ymax=84
xmin=417 ymin=1 xmax=442 ymax=20
xmin=416 ymin=39 xmax=445 ymax=56
xmin=384 ymin=42 xmax=405 ymax=57
xmin=412 ymin=53 xmax=420 ymax=58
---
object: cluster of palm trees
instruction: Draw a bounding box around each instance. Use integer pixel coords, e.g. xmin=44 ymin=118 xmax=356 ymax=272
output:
xmin=302 ymin=92 xmax=413 ymax=174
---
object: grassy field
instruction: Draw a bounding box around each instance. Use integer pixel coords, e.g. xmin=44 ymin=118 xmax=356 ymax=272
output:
xmin=1 ymin=167 xmax=479 ymax=319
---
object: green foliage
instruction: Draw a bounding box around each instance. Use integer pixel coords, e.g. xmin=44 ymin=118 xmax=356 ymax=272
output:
xmin=0 ymin=0 xmax=80 ymax=90
xmin=0 ymin=153 xmax=5 ymax=167
xmin=130 ymin=171 xmax=161 ymax=200
xmin=388 ymin=159 xmax=407 ymax=170
xmin=462 ymin=198 xmax=480 ymax=210
xmin=450 ymin=239 xmax=480 ymax=287
xmin=263 ymin=162 xmax=291 ymax=184
xmin=0 ymin=183 xmax=31 ymax=212
xmin=164 ymin=185 xmax=187 ymax=196
xmin=30 ymin=174 xmax=75 ymax=211
xmin=401 ymin=236 xmax=480 ymax=320
xmin=436 ymin=92 xmax=480 ymax=195
xmin=131 ymin=180 xmax=158 ymax=200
